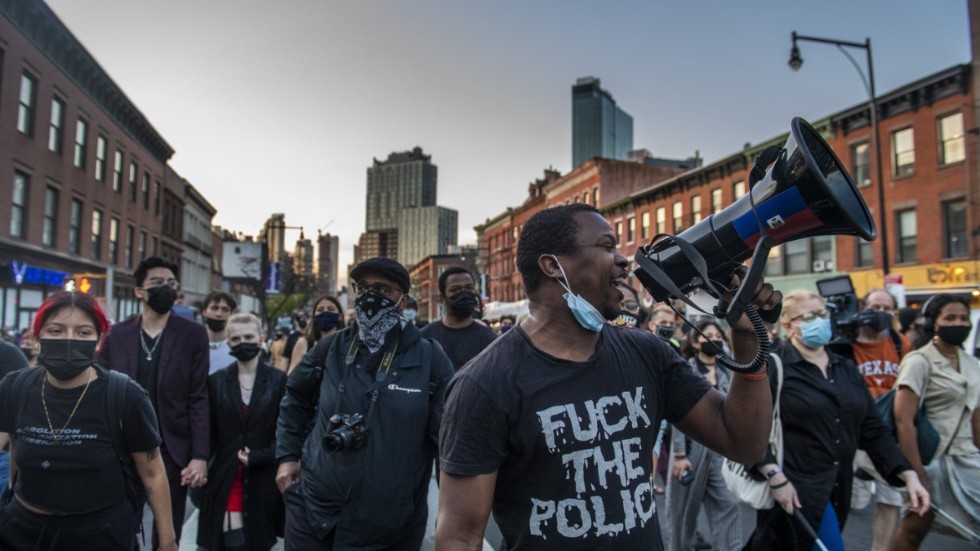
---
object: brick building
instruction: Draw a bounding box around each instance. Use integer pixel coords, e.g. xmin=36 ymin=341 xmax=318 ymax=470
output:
xmin=0 ymin=0 xmax=176 ymax=326
xmin=476 ymin=64 xmax=977 ymax=309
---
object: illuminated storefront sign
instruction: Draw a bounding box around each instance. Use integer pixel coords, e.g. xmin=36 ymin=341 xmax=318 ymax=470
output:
xmin=10 ymin=261 xmax=69 ymax=287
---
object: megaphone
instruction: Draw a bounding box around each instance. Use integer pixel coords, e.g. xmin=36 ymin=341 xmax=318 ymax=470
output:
xmin=634 ymin=117 xmax=876 ymax=371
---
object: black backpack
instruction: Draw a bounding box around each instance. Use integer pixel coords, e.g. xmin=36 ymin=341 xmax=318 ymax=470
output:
xmin=6 ymin=367 xmax=147 ymax=534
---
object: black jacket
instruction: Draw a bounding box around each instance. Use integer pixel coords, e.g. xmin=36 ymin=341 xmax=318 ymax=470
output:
xmin=198 ymin=362 xmax=286 ymax=551
xmin=745 ymin=343 xmax=910 ymax=550
xmin=275 ymin=323 xmax=454 ymax=547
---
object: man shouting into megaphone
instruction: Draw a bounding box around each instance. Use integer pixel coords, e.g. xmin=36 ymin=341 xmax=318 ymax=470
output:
xmin=436 ymin=204 xmax=782 ymax=551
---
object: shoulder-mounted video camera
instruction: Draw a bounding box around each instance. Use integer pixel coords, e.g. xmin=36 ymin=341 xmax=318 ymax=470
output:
xmin=816 ymin=275 xmax=893 ymax=358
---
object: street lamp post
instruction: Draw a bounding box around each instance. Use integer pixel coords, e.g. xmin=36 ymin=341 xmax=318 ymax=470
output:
xmin=789 ymin=31 xmax=890 ymax=278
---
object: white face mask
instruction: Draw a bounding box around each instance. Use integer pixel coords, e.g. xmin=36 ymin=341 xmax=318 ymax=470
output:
xmin=549 ymin=256 xmax=606 ymax=333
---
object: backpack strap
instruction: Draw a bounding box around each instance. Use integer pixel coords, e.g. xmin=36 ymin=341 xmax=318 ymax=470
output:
xmin=888 ymin=328 xmax=903 ymax=359
xmin=105 ymin=370 xmax=130 ymax=453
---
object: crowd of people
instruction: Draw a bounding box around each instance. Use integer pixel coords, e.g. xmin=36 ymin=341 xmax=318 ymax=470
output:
xmin=0 ymin=204 xmax=977 ymax=550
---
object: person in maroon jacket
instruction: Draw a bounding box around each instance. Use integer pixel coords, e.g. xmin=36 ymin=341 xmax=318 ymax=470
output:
xmin=98 ymin=256 xmax=210 ymax=547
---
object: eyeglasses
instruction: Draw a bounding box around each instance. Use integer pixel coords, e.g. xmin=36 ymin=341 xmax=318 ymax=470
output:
xmin=352 ymin=281 xmax=394 ymax=297
xmin=144 ymin=277 xmax=180 ymax=290
xmin=790 ymin=309 xmax=829 ymax=323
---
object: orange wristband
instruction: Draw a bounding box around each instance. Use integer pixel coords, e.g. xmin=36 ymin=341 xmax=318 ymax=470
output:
xmin=735 ymin=369 xmax=768 ymax=382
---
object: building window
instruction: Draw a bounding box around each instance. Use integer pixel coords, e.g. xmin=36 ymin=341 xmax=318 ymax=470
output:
xmin=142 ymin=172 xmax=150 ymax=210
xmin=812 ymin=236 xmax=833 ymax=264
xmin=939 ymin=112 xmax=965 ymax=165
xmin=641 ymin=212 xmax=650 ymax=240
xmin=942 ymin=199 xmax=967 ymax=258
xmin=615 ymin=221 xmax=623 ymax=245
xmin=892 ymin=128 xmax=915 ymax=177
xmin=73 ymin=118 xmax=88 ymax=168
xmin=17 ymin=73 xmax=37 ymax=135
xmin=95 ymin=135 xmax=107 ymax=181
xmin=109 ymin=217 xmax=120 ymax=264
xmin=43 ymin=186 xmax=58 ymax=247
xmin=139 ymin=231 xmax=147 ymax=261
xmin=672 ymin=201 xmax=683 ymax=233
xmin=129 ymin=162 xmax=138 ymax=202
xmin=656 ymin=207 xmax=666 ymax=235
xmin=151 ymin=236 xmax=158 ymax=256
xmin=711 ymin=188 xmax=722 ymax=214
xmin=733 ymin=181 xmax=746 ymax=200
xmin=125 ymin=224 xmax=135 ymax=269
xmin=10 ymin=171 xmax=29 ymax=238
xmin=896 ymin=209 xmax=917 ymax=263
xmin=154 ymin=181 xmax=161 ymax=215
xmin=785 ymin=240 xmax=808 ymax=274
xmin=627 ymin=216 xmax=635 ymax=244
xmin=690 ymin=195 xmax=702 ymax=225
xmin=765 ymin=245 xmax=784 ymax=276
xmin=855 ymin=237 xmax=873 ymax=267
xmin=69 ymin=199 xmax=83 ymax=254
xmin=850 ymin=141 xmax=870 ymax=187
xmin=48 ymin=97 xmax=65 ymax=154
xmin=91 ymin=209 xmax=103 ymax=260
xmin=113 ymin=150 xmax=123 ymax=192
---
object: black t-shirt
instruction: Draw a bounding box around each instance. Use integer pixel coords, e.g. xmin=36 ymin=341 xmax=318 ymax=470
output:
xmin=137 ymin=329 xmax=163 ymax=409
xmin=0 ymin=368 xmax=161 ymax=514
xmin=420 ymin=320 xmax=498 ymax=370
xmin=440 ymin=325 xmax=711 ymax=551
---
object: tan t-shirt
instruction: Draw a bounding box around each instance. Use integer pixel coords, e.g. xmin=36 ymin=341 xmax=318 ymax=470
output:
xmin=895 ymin=343 xmax=980 ymax=457
xmin=853 ymin=333 xmax=911 ymax=398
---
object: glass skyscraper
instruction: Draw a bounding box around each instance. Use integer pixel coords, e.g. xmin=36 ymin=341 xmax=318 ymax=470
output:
xmin=572 ymin=77 xmax=634 ymax=168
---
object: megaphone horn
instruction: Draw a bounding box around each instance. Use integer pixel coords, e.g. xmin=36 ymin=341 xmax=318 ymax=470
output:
xmin=634 ymin=117 xmax=877 ymax=372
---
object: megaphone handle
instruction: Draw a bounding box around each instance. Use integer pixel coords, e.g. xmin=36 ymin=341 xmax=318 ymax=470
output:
xmin=720 ymin=235 xmax=773 ymax=326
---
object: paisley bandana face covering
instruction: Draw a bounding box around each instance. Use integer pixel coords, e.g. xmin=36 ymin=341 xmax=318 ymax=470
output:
xmin=355 ymin=290 xmax=402 ymax=353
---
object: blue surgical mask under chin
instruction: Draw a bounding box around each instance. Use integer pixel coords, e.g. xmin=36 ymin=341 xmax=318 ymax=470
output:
xmin=551 ymin=256 xmax=606 ymax=333
xmin=799 ymin=317 xmax=832 ymax=349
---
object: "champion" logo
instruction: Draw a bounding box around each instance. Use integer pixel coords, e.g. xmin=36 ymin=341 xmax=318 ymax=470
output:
xmin=387 ymin=384 xmax=422 ymax=394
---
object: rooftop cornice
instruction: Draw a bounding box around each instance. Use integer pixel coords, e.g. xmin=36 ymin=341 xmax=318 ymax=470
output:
xmin=0 ymin=0 xmax=175 ymax=162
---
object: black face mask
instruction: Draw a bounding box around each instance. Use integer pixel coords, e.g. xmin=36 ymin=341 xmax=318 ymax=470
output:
xmin=145 ymin=285 xmax=177 ymax=314
xmin=205 ymin=318 xmax=227 ymax=333
xmin=701 ymin=340 xmax=725 ymax=357
xmin=449 ymin=291 xmax=479 ymax=319
xmin=230 ymin=342 xmax=261 ymax=362
xmin=936 ymin=325 xmax=970 ymax=347
xmin=38 ymin=339 xmax=98 ymax=381
xmin=867 ymin=311 xmax=893 ymax=333
xmin=656 ymin=326 xmax=675 ymax=342
xmin=314 ymin=310 xmax=340 ymax=332
xmin=615 ymin=311 xmax=639 ymax=328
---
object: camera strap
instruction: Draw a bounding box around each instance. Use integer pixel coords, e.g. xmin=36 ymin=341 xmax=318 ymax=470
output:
xmin=334 ymin=332 xmax=401 ymax=419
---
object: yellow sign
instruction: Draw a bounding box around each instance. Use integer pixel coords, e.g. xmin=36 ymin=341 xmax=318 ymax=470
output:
xmin=851 ymin=260 xmax=980 ymax=299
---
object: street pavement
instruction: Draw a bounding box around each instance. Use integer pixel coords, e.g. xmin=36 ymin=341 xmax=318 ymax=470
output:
xmin=166 ymin=474 xmax=977 ymax=550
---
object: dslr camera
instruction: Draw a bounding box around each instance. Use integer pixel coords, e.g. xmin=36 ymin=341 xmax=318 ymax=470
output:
xmin=324 ymin=413 xmax=368 ymax=452
xmin=816 ymin=275 xmax=892 ymax=357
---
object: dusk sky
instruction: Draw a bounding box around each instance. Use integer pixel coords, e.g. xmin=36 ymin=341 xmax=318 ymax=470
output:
xmin=45 ymin=0 xmax=972 ymax=281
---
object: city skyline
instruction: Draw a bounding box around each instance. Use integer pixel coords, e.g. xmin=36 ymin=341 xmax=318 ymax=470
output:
xmin=44 ymin=0 xmax=972 ymax=281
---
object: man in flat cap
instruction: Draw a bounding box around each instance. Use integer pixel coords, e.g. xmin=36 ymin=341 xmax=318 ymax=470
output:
xmin=275 ymin=257 xmax=455 ymax=550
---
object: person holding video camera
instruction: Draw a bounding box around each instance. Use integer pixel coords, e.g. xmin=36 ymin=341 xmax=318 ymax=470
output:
xmin=274 ymin=257 xmax=455 ymax=550
xmin=849 ymin=289 xmax=912 ymax=551
xmin=744 ymin=290 xmax=929 ymax=551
